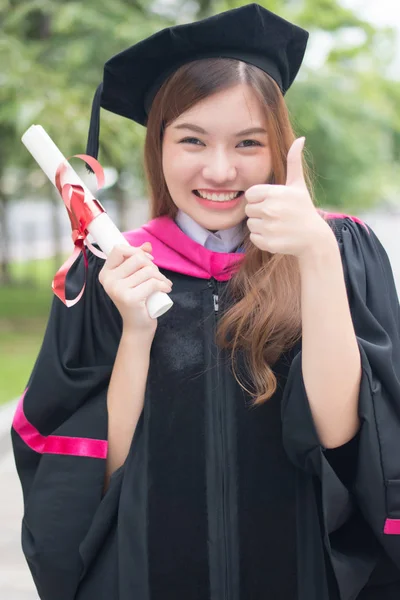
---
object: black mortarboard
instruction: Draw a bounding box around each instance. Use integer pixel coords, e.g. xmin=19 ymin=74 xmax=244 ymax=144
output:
xmin=85 ymin=3 xmax=309 ymax=162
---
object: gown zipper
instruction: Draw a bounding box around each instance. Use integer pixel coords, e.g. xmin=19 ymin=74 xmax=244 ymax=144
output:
xmin=213 ymin=293 xmax=219 ymax=314
xmin=208 ymin=277 xmax=229 ymax=599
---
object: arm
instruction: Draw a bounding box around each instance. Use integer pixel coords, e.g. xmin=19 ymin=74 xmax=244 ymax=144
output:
xmin=282 ymin=219 xmax=400 ymax=592
xmin=298 ymin=230 xmax=361 ymax=449
xmin=11 ymin=250 xmax=123 ymax=600
xmin=104 ymin=330 xmax=152 ymax=491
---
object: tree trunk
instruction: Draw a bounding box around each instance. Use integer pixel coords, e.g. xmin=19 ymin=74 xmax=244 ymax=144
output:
xmin=48 ymin=183 xmax=64 ymax=275
xmin=196 ymin=0 xmax=214 ymax=18
xmin=0 ymin=188 xmax=12 ymax=285
xmin=114 ymin=180 xmax=128 ymax=232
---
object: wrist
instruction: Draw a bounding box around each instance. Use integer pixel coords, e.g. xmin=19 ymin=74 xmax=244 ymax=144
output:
xmin=121 ymin=327 xmax=155 ymax=347
xmin=298 ymin=225 xmax=338 ymax=268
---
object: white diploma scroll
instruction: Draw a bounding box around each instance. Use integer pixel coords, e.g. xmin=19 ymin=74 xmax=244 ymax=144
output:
xmin=21 ymin=125 xmax=173 ymax=319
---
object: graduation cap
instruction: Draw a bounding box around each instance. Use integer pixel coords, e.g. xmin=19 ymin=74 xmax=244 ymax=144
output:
xmin=85 ymin=3 xmax=309 ymax=162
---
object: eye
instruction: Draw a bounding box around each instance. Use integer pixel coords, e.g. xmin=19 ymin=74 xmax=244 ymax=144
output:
xmin=238 ymin=139 xmax=262 ymax=147
xmin=179 ymin=137 xmax=204 ymax=145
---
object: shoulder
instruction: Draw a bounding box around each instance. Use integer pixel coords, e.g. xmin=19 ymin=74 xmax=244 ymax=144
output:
xmin=320 ymin=210 xmax=399 ymax=319
xmin=318 ymin=209 xmax=391 ymax=271
xmin=318 ymin=209 xmax=385 ymax=273
xmin=317 ymin=209 xmax=370 ymax=243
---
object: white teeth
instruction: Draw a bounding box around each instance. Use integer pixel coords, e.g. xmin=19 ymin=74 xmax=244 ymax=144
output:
xmin=196 ymin=190 xmax=241 ymax=201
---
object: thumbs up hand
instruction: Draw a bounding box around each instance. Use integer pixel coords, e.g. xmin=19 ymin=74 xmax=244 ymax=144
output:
xmin=244 ymin=138 xmax=333 ymax=258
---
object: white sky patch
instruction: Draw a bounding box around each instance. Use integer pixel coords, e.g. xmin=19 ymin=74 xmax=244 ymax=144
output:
xmin=339 ymin=0 xmax=400 ymax=77
xmin=341 ymin=0 xmax=400 ymax=27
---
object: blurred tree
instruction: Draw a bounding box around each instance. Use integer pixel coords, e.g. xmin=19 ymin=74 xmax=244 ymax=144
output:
xmin=287 ymin=71 xmax=400 ymax=212
xmin=0 ymin=0 xmax=172 ymax=282
xmin=1 ymin=0 xmax=400 ymax=283
xmin=212 ymin=0 xmax=400 ymax=211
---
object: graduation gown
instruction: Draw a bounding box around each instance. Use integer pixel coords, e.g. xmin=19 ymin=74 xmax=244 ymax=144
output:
xmin=11 ymin=214 xmax=400 ymax=600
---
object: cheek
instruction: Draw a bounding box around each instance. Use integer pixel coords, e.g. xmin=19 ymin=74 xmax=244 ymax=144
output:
xmin=163 ymin=150 xmax=199 ymax=184
xmin=247 ymin=153 xmax=272 ymax=179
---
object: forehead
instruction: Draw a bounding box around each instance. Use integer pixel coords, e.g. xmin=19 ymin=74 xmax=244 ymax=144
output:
xmin=170 ymin=84 xmax=266 ymax=129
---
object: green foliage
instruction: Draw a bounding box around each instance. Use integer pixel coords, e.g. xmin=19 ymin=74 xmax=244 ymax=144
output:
xmin=287 ymin=70 xmax=400 ymax=211
xmin=0 ymin=329 xmax=45 ymax=405
xmin=2 ymin=0 xmax=168 ymax=170
xmin=0 ymin=283 xmax=52 ymax=320
xmin=1 ymin=0 xmax=400 ymax=208
xmin=298 ymin=0 xmax=372 ymax=31
xmin=9 ymin=255 xmax=65 ymax=290
xmin=0 ymin=273 xmax=52 ymax=405
xmin=1 ymin=0 xmax=400 ymax=402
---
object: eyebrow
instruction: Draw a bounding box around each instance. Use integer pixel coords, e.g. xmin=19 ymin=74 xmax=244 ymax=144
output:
xmin=173 ymin=123 xmax=268 ymax=136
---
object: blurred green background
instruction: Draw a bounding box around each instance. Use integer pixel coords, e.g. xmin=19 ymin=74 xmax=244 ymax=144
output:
xmin=1 ymin=0 xmax=400 ymax=405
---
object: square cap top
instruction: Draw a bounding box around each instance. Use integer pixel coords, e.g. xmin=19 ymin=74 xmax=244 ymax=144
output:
xmin=86 ymin=3 xmax=309 ymax=159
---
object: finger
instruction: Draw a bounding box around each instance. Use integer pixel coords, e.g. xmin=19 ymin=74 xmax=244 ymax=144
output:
xmin=140 ymin=242 xmax=153 ymax=257
xmin=245 ymin=184 xmax=274 ymax=203
xmin=123 ymin=265 xmax=172 ymax=289
xmin=124 ymin=277 xmax=173 ymax=304
xmin=141 ymin=242 xmax=152 ymax=251
xmin=245 ymin=184 xmax=287 ymax=203
xmin=245 ymin=202 xmax=261 ymax=218
xmin=246 ymin=217 xmax=265 ymax=235
xmin=105 ymin=244 xmax=143 ymax=270
xmin=245 ymin=206 xmax=265 ymax=221
xmin=112 ymin=252 xmax=154 ymax=280
xmin=285 ymin=137 xmax=306 ymax=187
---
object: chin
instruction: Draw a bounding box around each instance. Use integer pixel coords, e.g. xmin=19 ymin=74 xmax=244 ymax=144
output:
xmin=197 ymin=216 xmax=240 ymax=230
xmin=192 ymin=207 xmax=245 ymax=227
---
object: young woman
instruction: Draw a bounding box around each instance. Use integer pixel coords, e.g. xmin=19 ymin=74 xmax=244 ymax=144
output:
xmin=12 ymin=4 xmax=400 ymax=600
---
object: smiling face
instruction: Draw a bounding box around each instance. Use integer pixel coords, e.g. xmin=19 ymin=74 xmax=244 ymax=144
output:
xmin=161 ymin=83 xmax=273 ymax=231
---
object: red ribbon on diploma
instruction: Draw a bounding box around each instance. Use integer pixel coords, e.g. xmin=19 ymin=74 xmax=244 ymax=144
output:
xmin=52 ymin=154 xmax=107 ymax=307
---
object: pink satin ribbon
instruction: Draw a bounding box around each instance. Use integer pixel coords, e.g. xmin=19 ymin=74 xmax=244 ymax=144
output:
xmin=384 ymin=519 xmax=400 ymax=535
xmin=12 ymin=389 xmax=107 ymax=459
xmin=52 ymin=154 xmax=107 ymax=307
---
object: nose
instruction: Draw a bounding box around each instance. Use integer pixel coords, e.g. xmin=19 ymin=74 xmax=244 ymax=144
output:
xmin=202 ymin=149 xmax=237 ymax=184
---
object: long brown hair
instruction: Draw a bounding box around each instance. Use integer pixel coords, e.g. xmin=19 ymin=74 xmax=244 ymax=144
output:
xmin=144 ymin=58 xmax=318 ymax=405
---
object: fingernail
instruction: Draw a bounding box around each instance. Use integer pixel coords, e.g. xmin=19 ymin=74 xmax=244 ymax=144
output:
xmin=145 ymin=252 xmax=155 ymax=260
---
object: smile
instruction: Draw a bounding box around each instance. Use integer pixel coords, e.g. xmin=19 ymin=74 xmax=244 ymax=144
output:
xmin=192 ymin=191 xmax=244 ymax=210
xmin=193 ymin=190 xmax=244 ymax=202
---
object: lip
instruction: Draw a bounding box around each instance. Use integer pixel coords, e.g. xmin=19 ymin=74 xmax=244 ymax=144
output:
xmin=193 ymin=191 xmax=244 ymax=211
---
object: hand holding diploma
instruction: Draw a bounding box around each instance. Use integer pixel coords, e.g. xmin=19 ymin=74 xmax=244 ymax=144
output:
xmin=98 ymin=242 xmax=174 ymax=335
xmin=21 ymin=125 xmax=173 ymax=319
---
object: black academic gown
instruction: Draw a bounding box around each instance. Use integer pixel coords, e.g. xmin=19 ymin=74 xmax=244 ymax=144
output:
xmin=11 ymin=215 xmax=400 ymax=600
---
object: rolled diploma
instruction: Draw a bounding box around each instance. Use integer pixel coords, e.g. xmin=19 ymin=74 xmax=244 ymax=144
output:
xmin=21 ymin=124 xmax=173 ymax=319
